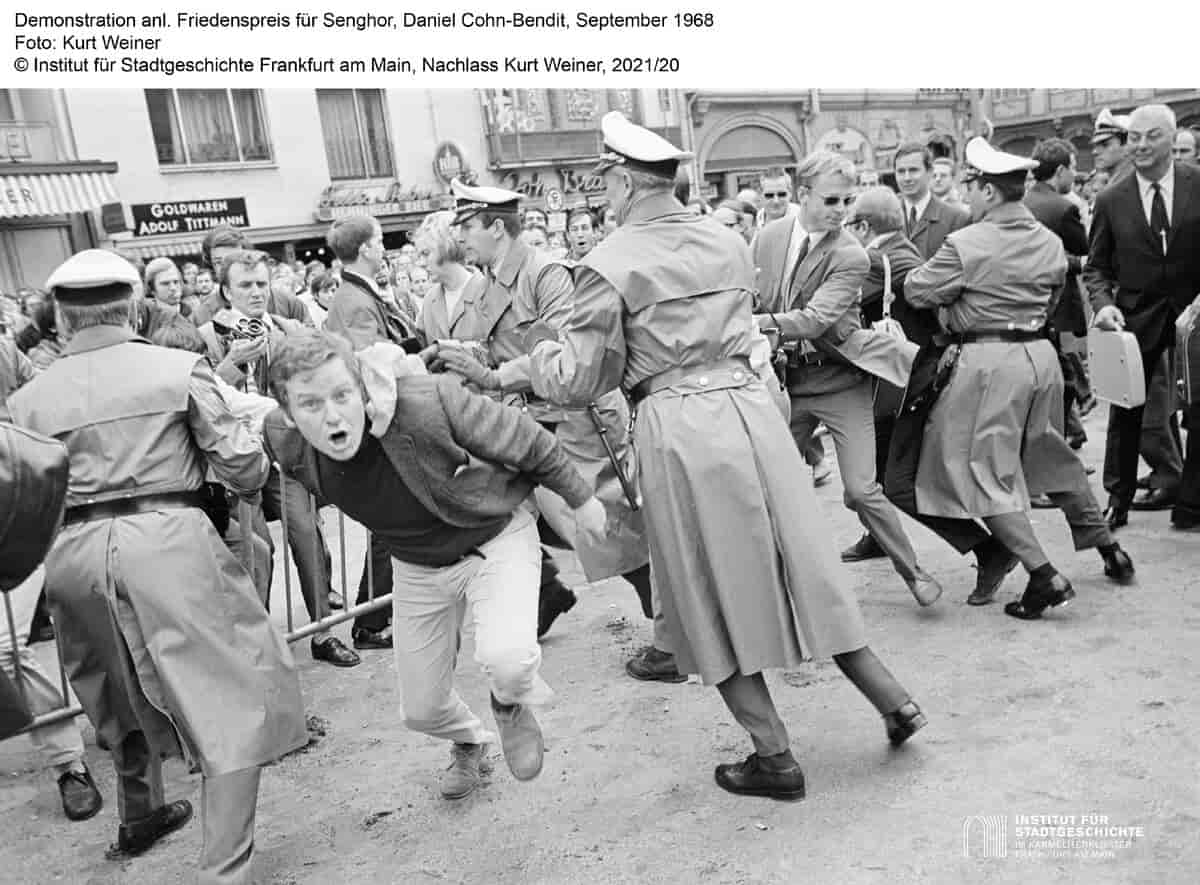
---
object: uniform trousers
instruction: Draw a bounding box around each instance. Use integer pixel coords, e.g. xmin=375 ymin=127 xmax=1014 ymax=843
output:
xmin=390 ymin=508 xmax=552 ymax=746
xmin=788 ymin=378 xmax=920 ymax=583
xmin=0 ymin=566 xmax=86 ymax=776
xmin=1103 ymin=353 xmax=1183 ymax=496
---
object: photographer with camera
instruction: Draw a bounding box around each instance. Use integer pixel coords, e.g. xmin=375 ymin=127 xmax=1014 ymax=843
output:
xmin=196 ymin=249 xmax=360 ymax=668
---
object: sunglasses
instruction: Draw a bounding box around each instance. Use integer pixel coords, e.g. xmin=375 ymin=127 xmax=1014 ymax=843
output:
xmin=812 ymin=193 xmax=856 ymax=208
xmin=763 ymin=191 xmax=789 ymax=199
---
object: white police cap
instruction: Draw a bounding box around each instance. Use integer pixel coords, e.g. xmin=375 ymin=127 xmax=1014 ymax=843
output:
xmin=450 ymin=178 xmax=522 ymax=224
xmin=962 ymin=137 xmax=1037 ymax=180
xmin=594 ymin=111 xmax=693 ymax=175
xmin=45 ymin=249 xmax=140 ymax=302
xmin=1092 ymin=108 xmax=1130 ymax=144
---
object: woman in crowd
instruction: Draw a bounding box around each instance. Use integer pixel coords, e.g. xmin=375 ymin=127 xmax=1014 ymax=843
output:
xmin=413 ymin=210 xmax=488 ymax=343
xmin=300 ymin=270 xmax=338 ymax=328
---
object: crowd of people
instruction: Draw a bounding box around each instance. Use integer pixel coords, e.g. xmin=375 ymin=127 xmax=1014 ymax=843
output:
xmin=1 ymin=101 xmax=1197 ymax=883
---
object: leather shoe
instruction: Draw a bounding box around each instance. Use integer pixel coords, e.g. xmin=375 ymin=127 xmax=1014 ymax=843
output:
xmin=1101 ymin=545 xmax=1135 ymax=583
xmin=625 ymin=646 xmax=687 ymax=683
xmin=1103 ymin=504 xmax=1129 ymax=531
xmin=841 ymin=534 xmax=887 ymax=562
xmin=441 ymin=742 xmax=491 ymax=800
xmin=883 ymin=701 xmax=927 ymax=747
xmin=1004 ymin=573 xmax=1075 ymax=621
xmin=714 ymin=752 xmax=806 ymax=801
xmin=58 ymin=766 xmax=102 ymax=821
xmin=351 ymin=626 xmax=393 ymax=650
xmin=311 ymin=636 xmax=361 ymax=667
xmin=328 ymin=591 xmax=345 ymax=610
xmin=1136 ymin=472 xmax=1153 ymax=490
xmin=491 ymin=695 xmax=544 ymax=781
xmin=537 ymin=584 xmax=577 ymax=639
xmin=1130 ymin=488 xmax=1177 ymax=511
xmin=905 ymin=567 xmax=943 ymax=607
xmin=106 ymin=800 xmax=193 ymax=859
xmin=967 ymin=539 xmax=1019 ymax=606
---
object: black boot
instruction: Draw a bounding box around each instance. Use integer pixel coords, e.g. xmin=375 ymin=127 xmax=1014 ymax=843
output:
xmin=1099 ymin=543 xmax=1136 ymax=584
xmin=105 ymin=800 xmax=194 ymax=859
xmin=967 ymin=537 xmax=1020 ymax=606
xmin=714 ymin=751 xmax=806 ymax=801
xmin=882 ymin=701 xmax=927 ymax=747
xmin=1004 ymin=571 xmax=1075 ymax=621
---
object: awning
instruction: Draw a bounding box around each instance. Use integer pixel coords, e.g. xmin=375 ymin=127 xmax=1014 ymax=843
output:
xmin=116 ymin=237 xmax=204 ymax=260
xmin=0 ymin=163 xmax=120 ymax=218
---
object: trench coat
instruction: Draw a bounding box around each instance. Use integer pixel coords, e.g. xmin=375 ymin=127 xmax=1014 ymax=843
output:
xmin=528 ymin=191 xmax=865 ymax=684
xmin=6 ymin=326 xmax=307 ymax=776
xmin=904 ymin=202 xmax=1081 ymax=518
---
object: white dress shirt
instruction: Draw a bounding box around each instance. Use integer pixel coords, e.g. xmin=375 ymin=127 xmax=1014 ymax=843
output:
xmin=1136 ymin=165 xmax=1174 ymax=227
xmin=902 ymin=191 xmax=932 ymax=228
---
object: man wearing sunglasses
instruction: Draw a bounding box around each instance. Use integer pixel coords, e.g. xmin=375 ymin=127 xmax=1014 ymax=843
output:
xmin=754 ymin=152 xmax=943 ymax=609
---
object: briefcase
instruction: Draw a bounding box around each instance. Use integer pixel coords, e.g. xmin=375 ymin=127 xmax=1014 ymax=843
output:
xmin=1087 ymin=329 xmax=1145 ymax=409
xmin=1176 ymin=300 xmax=1200 ymax=404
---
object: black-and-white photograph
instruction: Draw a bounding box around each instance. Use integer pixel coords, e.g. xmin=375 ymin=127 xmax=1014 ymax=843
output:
xmin=2 ymin=82 xmax=1198 ymax=884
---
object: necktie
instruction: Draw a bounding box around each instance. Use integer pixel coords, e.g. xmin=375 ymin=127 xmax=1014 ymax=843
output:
xmin=1150 ymin=183 xmax=1169 ymax=254
xmin=785 ymin=235 xmax=811 ymax=300
xmin=908 ymin=205 xmax=918 ymax=234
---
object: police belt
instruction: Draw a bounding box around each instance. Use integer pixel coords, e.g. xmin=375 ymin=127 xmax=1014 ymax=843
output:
xmin=933 ymin=329 xmax=1048 ymax=346
xmin=629 ymin=357 xmax=752 ymax=405
xmin=64 ymin=491 xmax=209 ymax=526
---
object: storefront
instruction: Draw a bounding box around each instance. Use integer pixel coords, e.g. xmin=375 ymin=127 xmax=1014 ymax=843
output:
xmin=112 ymin=195 xmax=252 ymax=264
xmin=312 ymin=182 xmax=456 ymax=257
xmin=493 ymin=164 xmax=608 ymax=235
xmin=0 ymin=162 xmax=118 ymax=293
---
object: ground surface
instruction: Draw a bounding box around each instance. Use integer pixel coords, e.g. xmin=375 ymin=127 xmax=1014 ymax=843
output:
xmin=2 ymin=408 xmax=1198 ymax=884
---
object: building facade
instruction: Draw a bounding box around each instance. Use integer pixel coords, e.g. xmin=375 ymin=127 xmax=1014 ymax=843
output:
xmin=985 ymin=89 xmax=1200 ymax=173
xmin=1 ymin=89 xmax=120 ymax=294
xmin=682 ymin=89 xmax=979 ymax=199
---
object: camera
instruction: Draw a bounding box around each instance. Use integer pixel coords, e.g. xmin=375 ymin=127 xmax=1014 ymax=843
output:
xmin=212 ymin=309 xmax=267 ymax=342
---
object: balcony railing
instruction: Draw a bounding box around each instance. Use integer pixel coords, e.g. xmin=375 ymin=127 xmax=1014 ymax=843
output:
xmin=488 ymin=127 xmax=682 ymax=167
xmin=0 ymin=121 xmax=61 ymax=163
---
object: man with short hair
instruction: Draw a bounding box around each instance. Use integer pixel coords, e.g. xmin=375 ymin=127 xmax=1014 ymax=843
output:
xmin=193 ymin=226 xmax=310 ymax=328
xmin=893 ymin=141 xmax=971 ymax=259
xmin=1087 ymin=103 xmax=1200 ymax=531
xmin=264 ymin=329 xmax=604 ymax=799
xmin=755 ymin=153 xmax=943 ymax=608
xmin=1173 ymin=128 xmax=1198 ymax=164
xmin=7 ymin=249 xmax=306 ymax=881
xmin=198 ymin=249 xmax=360 ymax=667
xmin=930 ymin=157 xmax=962 ymax=205
xmin=758 ymin=167 xmax=799 ymax=225
xmin=565 ymin=206 xmax=597 ymax=261
xmin=1092 ymin=109 xmax=1134 ymax=185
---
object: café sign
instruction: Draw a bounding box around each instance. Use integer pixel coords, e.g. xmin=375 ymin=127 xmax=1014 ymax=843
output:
xmin=315 ymin=182 xmax=455 ymax=221
xmin=131 ymin=197 xmax=249 ymax=237
xmin=499 ymin=167 xmax=607 ymax=202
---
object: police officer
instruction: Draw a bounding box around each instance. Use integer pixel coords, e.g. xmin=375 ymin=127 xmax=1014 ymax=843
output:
xmin=902 ymin=139 xmax=1134 ymax=619
xmin=6 ymin=250 xmax=307 ymax=883
xmin=528 ymin=112 xmax=925 ymax=799
xmin=433 ymin=182 xmax=679 ymax=680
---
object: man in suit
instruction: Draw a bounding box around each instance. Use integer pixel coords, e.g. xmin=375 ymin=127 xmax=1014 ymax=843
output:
xmin=754 ymin=152 xmax=942 ymax=607
xmin=323 ymin=216 xmax=423 ymax=651
xmin=192 ymin=226 xmax=311 ymax=329
xmin=893 ymin=141 xmax=971 ymax=260
xmin=751 ymin=169 xmax=834 ymax=487
xmin=1026 ymin=138 xmax=1092 ymax=456
xmin=198 ymin=249 xmax=360 ymax=667
xmin=1086 ymin=103 xmax=1200 ymax=531
xmin=840 ymin=186 xmax=940 ymax=562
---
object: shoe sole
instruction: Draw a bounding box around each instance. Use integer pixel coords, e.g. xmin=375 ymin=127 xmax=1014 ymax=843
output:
xmin=841 ymin=552 xmax=889 ymax=562
xmin=714 ymin=775 xmax=806 ymax=801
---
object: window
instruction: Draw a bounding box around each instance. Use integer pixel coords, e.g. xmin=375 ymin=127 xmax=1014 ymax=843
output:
xmin=316 ymin=90 xmax=394 ymax=180
xmin=145 ymin=89 xmax=272 ymax=166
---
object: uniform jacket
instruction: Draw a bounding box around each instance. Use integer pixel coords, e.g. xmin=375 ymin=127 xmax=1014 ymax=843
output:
xmin=907 ymin=194 xmax=971 ymax=261
xmin=1084 ymin=160 xmax=1200 ymax=348
xmin=263 ymin=373 xmax=591 ymax=529
xmin=323 ymin=270 xmax=418 ymax=351
xmin=1025 ymin=180 xmax=1088 ymax=337
xmin=6 ymin=325 xmax=304 ymax=775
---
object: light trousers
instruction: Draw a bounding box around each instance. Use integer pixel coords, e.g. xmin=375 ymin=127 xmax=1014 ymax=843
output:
xmin=390 ymin=508 xmax=551 ymax=746
xmin=0 ymin=566 xmax=85 ymax=774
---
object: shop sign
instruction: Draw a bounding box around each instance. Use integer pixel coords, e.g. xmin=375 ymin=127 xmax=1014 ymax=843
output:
xmin=100 ymin=202 xmax=127 ymax=234
xmin=315 ymin=182 xmax=454 ymax=221
xmin=545 ymin=188 xmax=564 ymax=212
xmin=499 ymin=167 xmax=607 ymax=202
xmin=130 ymin=197 xmax=248 ymax=237
xmin=433 ymin=141 xmax=471 ymax=185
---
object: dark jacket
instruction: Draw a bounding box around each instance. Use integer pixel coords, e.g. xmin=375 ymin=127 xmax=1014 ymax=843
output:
xmin=1085 ymin=161 xmax=1200 ymax=347
xmin=858 ymin=230 xmax=940 ymax=348
xmin=1024 ymin=181 xmax=1088 ymax=336
xmin=908 ymin=195 xmax=971 ymax=261
xmin=324 ymin=271 xmax=419 ymax=351
xmin=263 ymin=373 xmax=591 ymax=529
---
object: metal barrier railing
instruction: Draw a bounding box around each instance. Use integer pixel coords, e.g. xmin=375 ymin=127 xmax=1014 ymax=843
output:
xmin=4 ymin=470 xmax=388 ymax=738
